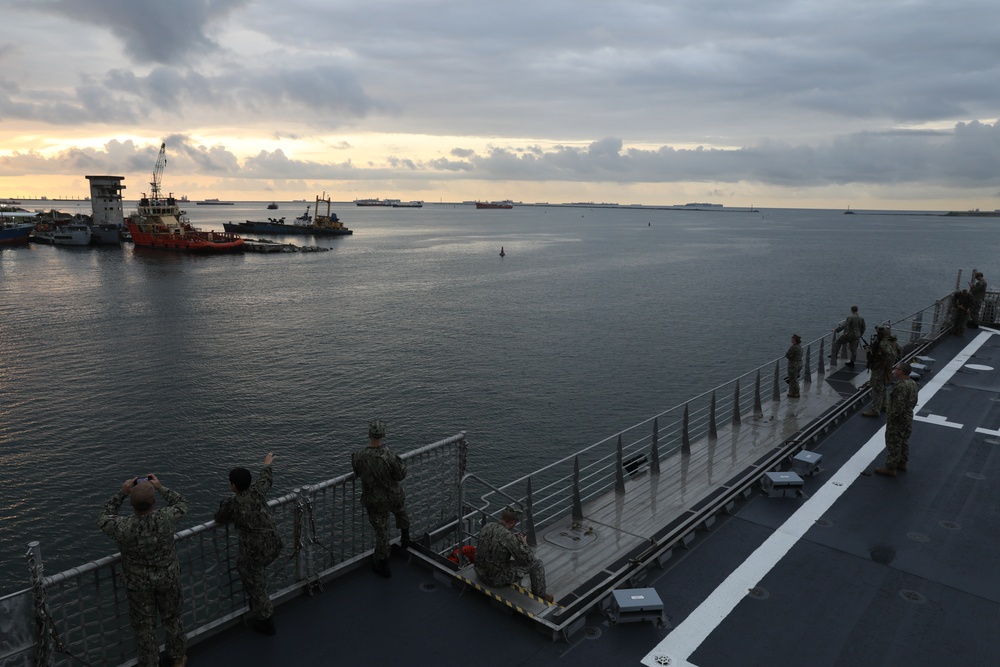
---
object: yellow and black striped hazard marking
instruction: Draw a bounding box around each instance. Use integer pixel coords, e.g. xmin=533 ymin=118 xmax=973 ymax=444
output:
xmin=454 ymin=573 xmax=559 ymax=619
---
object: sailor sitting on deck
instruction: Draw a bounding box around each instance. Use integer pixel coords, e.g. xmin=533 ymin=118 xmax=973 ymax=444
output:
xmin=474 ymin=505 xmax=553 ymax=603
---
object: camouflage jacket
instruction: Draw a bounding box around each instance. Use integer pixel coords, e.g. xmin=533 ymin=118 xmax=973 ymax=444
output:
xmin=970 ymin=278 xmax=987 ymax=300
xmin=888 ymin=377 xmax=918 ymax=421
xmin=215 ymin=465 xmax=282 ymax=558
xmin=785 ymin=343 xmax=802 ymax=376
xmin=837 ymin=314 xmax=866 ymax=340
xmin=474 ymin=521 xmax=534 ymax=587
xmin=870 ymin=335 xmax=901 ymax=372
xmin=351 ymin=444 xmax=407 ymax=507
xmin=97 ymin=486 xmax=188 ymax=584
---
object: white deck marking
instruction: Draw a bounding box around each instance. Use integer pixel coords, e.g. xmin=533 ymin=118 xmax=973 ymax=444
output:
xmin=974 ymin=426 xmax=1000 ymax=437
xmin=914 ymin=413 xmax=964 ymax=429
xmin=641 ymin=331 xmax=994 ymax=667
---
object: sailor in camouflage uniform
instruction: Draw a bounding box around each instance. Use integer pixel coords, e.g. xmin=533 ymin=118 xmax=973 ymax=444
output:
xmin=214 ymin=452 xmax=283 ymax=635
xmin=832 ymin=306 xmax=866 ymax=366
xmin=785 ymin=334 xmax=803 ymax=398
xmin=474 ymin=506 xmax=553 ymax=602
xmin=97 ymin=474 xmax=189 ymax=667
xmin=862 ymin=325 xmax=901 ymax=417
xmin=351 ymin=419 xmax=410 ymax=577
xmin=874 ymin=363 xmax=918 ymax=477
xmin=969 ymin=272 xmax=986 ymax=327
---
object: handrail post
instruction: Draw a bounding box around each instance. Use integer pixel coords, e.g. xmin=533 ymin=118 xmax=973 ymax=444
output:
xmin=709 ymin=391 xmax=718 ymax=439
xmin=753 ymin=370 xmax=763 ymax=417
xmin=650 ymin=418 xmax=661 ymax=474
xmin=293 ymin=488 xmax=309 ymax=583
xmin=615 ymin=435 xmax=626 ymax=494
xmin=804 ymin=345 xmax=813 ymax=384
xmin=732 ymin=380 xmax=742 ymax=426
xmin=572 ymin=457 xmax=584 ymax=523
xmin=772 ymin=363 xmax=780 ymax=402
xmin=524 ymin=477 xmax=537 ymax=547
xmin=681 ymin=403 xmax=691 ymax=455
xmin=818 ymin=338 xmax=827 ymax=374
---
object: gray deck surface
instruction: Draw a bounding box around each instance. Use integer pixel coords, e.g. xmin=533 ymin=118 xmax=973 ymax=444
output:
xmin=189 ymin=329 xmax=1000 ymax=666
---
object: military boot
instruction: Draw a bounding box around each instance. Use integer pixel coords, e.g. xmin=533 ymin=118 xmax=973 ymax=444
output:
xmin=873 ymin=466 xmax=897 ymax=477
xmin=400 ymin=529 xmax=411 ymax=550
xmin=372 ymin=558 xmax=392 ymax=578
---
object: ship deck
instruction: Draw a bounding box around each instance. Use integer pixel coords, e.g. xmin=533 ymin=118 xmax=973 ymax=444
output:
xmin=189 ymin=328 xmax=1000 ymax=666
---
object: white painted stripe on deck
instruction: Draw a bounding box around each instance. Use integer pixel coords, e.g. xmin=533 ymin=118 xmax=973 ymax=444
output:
xmin=641 ymin=331 xmax=994 ymax=667
xmin=914 ymin=413 xmax=964 ymax=429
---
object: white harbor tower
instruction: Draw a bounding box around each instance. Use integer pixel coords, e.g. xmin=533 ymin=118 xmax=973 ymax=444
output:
xmin=85 ymin=175 xmax=126 ymax=244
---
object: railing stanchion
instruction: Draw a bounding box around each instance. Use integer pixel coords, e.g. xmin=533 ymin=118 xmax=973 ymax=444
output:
xmin=525 ymin=477 xmax=537 ymax=547
xmin=753 ymin=370 xmax=763 ymax=417
xmin=615 ymin=436 xmax=626 ymax=494
xmin=819 ymin=338 xmax=827 ymax=374
xmin=804 ymin=345 xmax=813 ymax=384
xmin=572 ymin=457 xmax=584 ymax=523
xmin=709 ymin=391 xmax=718 ymax=439
xmin=682 ymin=404 xmax=691 ymax=455
xmin=732 ymin=380 xmax=742 ymax=426
xmin=772 ymin=363 xmax=781 ymax=403
xmin=650 ymin=418 xmax=661 ymax=474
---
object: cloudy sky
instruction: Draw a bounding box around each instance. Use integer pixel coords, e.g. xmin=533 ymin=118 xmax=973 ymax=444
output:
xmin=2 ymin=0 xmax=998 ymax=209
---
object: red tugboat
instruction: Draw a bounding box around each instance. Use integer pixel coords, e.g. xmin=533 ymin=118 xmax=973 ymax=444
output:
xmin=126 ymin=143 xmax=244 ymax=253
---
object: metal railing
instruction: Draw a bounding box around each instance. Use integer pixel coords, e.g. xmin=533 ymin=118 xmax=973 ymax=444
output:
xmin=453 ymin=295 xmax=956 ymax=551
xmin=19 ymin=433 xmax=467 ymax=667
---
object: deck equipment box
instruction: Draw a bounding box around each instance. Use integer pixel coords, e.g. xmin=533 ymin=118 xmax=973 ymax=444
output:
xmin=792 ymin=450 xmax=822 ymax=477
xmin=761 ymin=471 xmax=804 ymax=497
xmin=608 ymin=588 xmax=667 ymax=628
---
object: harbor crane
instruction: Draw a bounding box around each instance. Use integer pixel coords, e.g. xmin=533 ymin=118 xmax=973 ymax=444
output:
xmin=150 ymin=142 xmax=166 ymax=200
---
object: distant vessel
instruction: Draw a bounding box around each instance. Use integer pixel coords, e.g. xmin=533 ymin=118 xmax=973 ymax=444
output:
xmin=355 ymin=198 xmax=400 ymax=207
xmin=126 ymin=143 xmax=244 ymax=253
xmin=681 ymin=202 xmax=723 ymax=209
xmin=499 ymin=246 xmax=505 ymax=257
xmin=51 ymin=222 xmax=93 ymax=246
xmin=0 ymin=221 xmax=34 ymax=245
xmin=392 ymin=201 xmax=424 ymax=208
xmin=476 ymin=200 xmax=514 ymax=209
xmin=267 ymin=202 xmax=278 ymax=210
xmin=224 ymin=193 xmax=352 ymax=237
xmin=196 ymin=199 xmax=234 ymax=206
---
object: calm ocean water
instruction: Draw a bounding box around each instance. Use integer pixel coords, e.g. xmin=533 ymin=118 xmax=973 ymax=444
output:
xmin=0 ymin=201 xmax=994 ymax=592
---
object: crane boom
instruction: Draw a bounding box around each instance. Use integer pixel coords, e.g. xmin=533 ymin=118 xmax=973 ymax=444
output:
xmin=150 ymin=142 xmax=166 ymax=200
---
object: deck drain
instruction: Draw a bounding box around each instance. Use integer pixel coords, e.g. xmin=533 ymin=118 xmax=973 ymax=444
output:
xmin=420 ymin=582 xmax=438 ymax=592
xmin=984 ymin=439 xmax=1000 ymax=445
xmin=939 ymin=520 xmax=961 ymax=530
xmin=899 ymin=589 xmax=927 ymax=604
xmin=651 ymin=655 xmax=673 ymax=666
xmin=584 ymin=626 xmax=602 ymax=639
xmin=907 ymin=532 xmax=930 ymax=543
xmin=747 ymin=586 xmax=769 ymax=600
xmin=966 ymin=472 xmax=986 ymax=480
xmin=815 ymin=518 xmax=833 ymax=527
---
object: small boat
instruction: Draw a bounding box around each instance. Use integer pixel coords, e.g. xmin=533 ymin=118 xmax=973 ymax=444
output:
xmin=126 ymin=143 xmax=244 ymax=253
xmin=267 ymin=202 xmax=279 ymax=210
xmin=0 ymin=221 xmax=34 ymax=245
xmin=476 ymin=200 xmax=514 ymax=209
xmin=499 ymin=246 xmax=505 ymax=257
xmin=51 ymin=222 xmax=93 ymax=246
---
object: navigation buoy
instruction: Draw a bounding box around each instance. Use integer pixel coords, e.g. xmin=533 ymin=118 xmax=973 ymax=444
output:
xmin=499 ymin=246 xmax=505 ymax=257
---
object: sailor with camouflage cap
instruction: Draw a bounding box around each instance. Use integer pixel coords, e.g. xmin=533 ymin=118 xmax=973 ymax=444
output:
xmin=351 ymin=418 xmax=410 ymax=577
xmin=474 ymin=505 xmax=553 ymax=602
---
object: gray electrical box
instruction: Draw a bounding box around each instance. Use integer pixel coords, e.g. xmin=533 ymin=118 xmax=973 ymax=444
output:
xmin=761 ymin=471 xmax=804 ymax=497
xmin=792 ymin=450 xmax=822 ymax=477
xmin=608 ymin=588 xmax=667 ymax=628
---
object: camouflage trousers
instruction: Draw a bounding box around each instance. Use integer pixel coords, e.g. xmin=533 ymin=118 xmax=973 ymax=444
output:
xmin=953 ymin=311 xmax=968 ymax=335
xmin=833 ymin=335 xmax=860 ymax=362
xmin=884 ymin=417 xmax=912 ymax=469
xmin=364 ymin=500 xmax=410 ymax=561
xmin=125 ymin=576 xmax=185 ymax=667
xmin=870 ymin=369 xmax=890 ymax=412
xmin=238 ymin=538 xmax=282 ymax=619
xmin=477 ymin=555 xmax=548 ymax=597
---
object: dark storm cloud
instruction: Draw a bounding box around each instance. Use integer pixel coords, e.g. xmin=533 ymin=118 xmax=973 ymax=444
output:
xmin=34 ymin=0 xmax=250 ymax=66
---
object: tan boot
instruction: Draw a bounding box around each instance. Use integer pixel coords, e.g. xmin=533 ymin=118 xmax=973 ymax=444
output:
xmin=173 ymin=656 xmax=188 ymax=667
xmin=874 ymin=466 xmax=897 ymax=477
xmin=862 ymin=409 xmax=879 ymax=417
xmin=897 ymin=462 xmax=907 ymax=472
